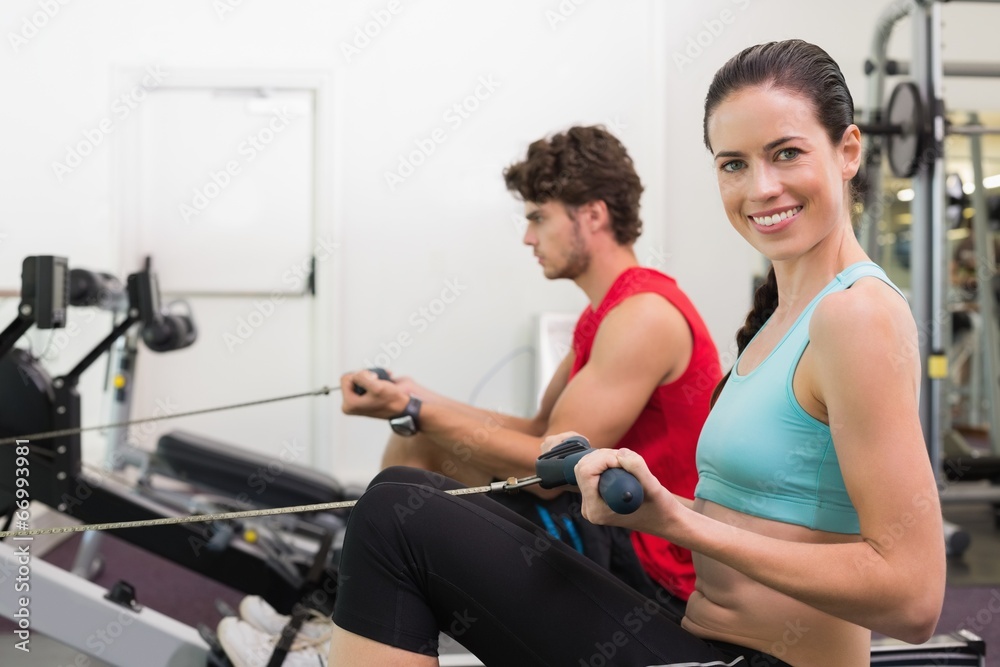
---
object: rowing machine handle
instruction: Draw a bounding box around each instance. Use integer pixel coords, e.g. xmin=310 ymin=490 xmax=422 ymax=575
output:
xmin=535 ymin=435 xmax=643 ymax=514
xmin=353 ymin=367 xmax=391 ymax=396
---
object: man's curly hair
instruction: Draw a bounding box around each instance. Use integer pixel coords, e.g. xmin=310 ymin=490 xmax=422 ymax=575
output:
xmin=503 ymin=126 xmax=644 ymax=245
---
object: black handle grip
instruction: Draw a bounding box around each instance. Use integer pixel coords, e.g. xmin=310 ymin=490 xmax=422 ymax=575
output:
xmin=353 ymin=367 xmax=391 ymax=395
xmin=535 ymin=436 xmax=643 ymax=514
xmin=597 ymin=468 xmax=642 ymax=515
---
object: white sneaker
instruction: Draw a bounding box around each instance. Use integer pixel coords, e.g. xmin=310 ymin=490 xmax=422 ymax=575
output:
xmin=217 ymin=616 xmax=330 ymax=667
xmin=239 ymin=595 xmax=333 ymax=642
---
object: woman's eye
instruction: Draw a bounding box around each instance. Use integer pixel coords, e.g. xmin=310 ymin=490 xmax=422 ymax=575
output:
xmin=721 ymin=160 xmax=745 ymax=173
xmin=777 ymin=148 xmax=800 ymax=160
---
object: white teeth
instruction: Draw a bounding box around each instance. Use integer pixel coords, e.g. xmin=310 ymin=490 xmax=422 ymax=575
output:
xmin=751 ymin=206 xmax=801 ymax=226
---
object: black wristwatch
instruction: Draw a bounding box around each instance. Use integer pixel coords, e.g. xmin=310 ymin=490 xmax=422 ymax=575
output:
xmin=389 ymin=396 xmax=422 ymax=437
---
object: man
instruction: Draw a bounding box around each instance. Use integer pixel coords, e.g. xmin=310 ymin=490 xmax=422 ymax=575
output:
xmin=342 ymin=125 xmax=720 ymax=604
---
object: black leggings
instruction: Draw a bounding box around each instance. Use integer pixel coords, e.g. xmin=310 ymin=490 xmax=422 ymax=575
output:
xmin=333 ymin=468 xmax=793 ymax=667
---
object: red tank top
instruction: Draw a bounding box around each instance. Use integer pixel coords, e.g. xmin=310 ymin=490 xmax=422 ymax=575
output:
xmin=570 ymin=267 xmax=720 ymax=599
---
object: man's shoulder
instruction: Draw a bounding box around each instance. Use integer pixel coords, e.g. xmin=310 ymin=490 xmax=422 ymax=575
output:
xmin=605 ymin=266 xmax=678 ymax=304
xmin=600 ymin=292 xmax=689 ymax=341
xmin=616 ymin=265 xmax=676 ymax=286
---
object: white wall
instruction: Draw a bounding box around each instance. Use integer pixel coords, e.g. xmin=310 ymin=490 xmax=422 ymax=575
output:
xmin=2 ymin=0 xmax=999 ymax=486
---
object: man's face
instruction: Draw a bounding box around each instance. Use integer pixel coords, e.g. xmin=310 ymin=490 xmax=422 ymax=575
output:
xmin=522 ymin=200 xmax=590 ymax=280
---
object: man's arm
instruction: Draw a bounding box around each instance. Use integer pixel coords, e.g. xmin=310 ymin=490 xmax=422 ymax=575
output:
xmin=344 ymin=293 xmax=693 ymax=481
xmin=388 ymin=379 xmax=541 ymax=436
xmin=527 ymin=349 xmax=575 ymax=435
xmin=353 ymin=350 xmax=575 ymax=438
xmin=342 ymin=352 xmax=576 ymax=480
xmin=541 ymin=293 xmax=692 ymax=446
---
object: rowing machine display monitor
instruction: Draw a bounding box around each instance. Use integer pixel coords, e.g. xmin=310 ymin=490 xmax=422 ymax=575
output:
xmin=127 ymin=264 xmax=197 ymax=353
xmin=22 ymin=256 xmax=69 ymax=329
xmin=127 ymin=268 xmax=162 ymax=324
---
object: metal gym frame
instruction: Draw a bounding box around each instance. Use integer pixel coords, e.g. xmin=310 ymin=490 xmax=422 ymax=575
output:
xmin=863 ymin=0 xmax=1000 ymax=515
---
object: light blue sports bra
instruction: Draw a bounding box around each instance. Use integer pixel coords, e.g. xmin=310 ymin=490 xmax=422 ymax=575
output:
xmin=694 ymin=262 xmax=905 ymax=534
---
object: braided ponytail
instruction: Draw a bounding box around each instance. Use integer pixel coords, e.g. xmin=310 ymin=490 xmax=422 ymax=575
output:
xmin=711 ymin=266 xmax=778 ymax=406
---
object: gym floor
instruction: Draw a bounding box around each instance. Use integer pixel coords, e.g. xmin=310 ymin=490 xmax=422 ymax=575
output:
xmin=940 ymin=501 xmax=1000 ymax=664
xmin=0 ymin=505 xmax=997 ymax=667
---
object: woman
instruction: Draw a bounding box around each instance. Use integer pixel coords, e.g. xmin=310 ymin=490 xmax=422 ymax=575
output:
xmin=328 ymin=39 xmax=945 ymax=667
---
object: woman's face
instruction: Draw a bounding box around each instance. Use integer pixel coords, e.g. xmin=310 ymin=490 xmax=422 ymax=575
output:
xmin=706 ymin=85 xmax=860 ymax=263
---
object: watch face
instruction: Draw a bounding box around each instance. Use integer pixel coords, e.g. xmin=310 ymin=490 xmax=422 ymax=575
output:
xmin=390 ymin=416 xmax=418 ymax=436
xmin=390 ymin=396 xmax=421 ymax=436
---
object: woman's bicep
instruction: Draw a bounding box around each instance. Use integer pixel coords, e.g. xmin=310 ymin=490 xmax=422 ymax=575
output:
xmin=811 ymin=292 xmax=944 ymax=599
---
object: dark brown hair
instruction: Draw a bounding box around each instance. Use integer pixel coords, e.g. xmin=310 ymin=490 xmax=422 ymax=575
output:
xmin=504 ymin=126 xmax=644 ymax=245
xmin=704 ymin=40 xmax=857 ymax=405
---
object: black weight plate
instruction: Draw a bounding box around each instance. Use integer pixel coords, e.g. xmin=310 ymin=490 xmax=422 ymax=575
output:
xmin=886 ymin=81 xmax=925 ymax=178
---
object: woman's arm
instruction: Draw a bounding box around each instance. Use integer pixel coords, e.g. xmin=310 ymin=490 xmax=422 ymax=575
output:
xmin=575 ymin=281 xmax=945 ymax=643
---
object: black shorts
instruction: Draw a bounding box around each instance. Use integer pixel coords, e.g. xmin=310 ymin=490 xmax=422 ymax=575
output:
xmin=333 ymin=467 xmax=793 ymax=667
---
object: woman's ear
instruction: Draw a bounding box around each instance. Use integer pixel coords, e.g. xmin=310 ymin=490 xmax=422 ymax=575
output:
xmin=841 ymin=124 xmax=862 ymax=180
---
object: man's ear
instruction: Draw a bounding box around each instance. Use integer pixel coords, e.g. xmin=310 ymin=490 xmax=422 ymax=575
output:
xmin=581 ymin=199 xmax=610 ymax=234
